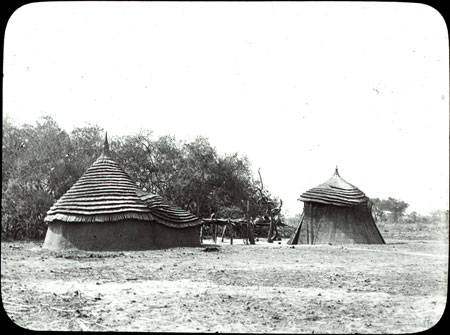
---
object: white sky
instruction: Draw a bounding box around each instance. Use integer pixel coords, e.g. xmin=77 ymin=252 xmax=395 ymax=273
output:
xmin=3 ymin=2 xmax=449 ymax=216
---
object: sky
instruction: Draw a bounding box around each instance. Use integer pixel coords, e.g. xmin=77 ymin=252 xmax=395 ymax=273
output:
xmin=3 ymin=2 xmax=449 ymax=216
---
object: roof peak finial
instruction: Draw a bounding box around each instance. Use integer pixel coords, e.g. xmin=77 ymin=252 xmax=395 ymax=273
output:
xmin=101 ymin=131 xmax=110 ymax=158
xmin=334 ymin=165 xmax=340 ymax=176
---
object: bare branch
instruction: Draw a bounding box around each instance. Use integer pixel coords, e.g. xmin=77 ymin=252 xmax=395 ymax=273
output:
xmin=257 ymin=168 xmax=264 ymax=190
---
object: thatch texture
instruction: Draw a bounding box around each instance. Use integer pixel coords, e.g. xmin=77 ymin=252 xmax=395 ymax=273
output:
xmin=136 ymin=190 xmax=203 ymax=229
xmin=289 ymin=168 xmax=385 ymax=245
xmin=44 ymin=156 xmax=155 ymax=223
xmin=298 ymin=168 xmax=368 ymax=207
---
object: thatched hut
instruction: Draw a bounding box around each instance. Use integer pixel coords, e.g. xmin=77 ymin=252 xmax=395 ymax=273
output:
xmin=43 ymin=134 xmax=202 ymax=251
xmin=288 ymin=168 xmax=385 ymax=245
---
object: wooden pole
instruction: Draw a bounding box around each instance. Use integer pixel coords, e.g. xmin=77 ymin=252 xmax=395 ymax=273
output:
xmin=199 ymin=224 xmax=204 ymax=244
xmin=248 ymin=220 xmax=255 ymax=245
xmin=221 ymin=224 xmax=227 ymax=242
xmin=310 ymin=204 xmax=314 ymax=244
xmin=306 ymin=221 xmax=310 ymax=244
xmin=212 ymin=222 xmax=217 ymax=243
xmin=247 ymin=200 xmax=255 ymax=245
xmin=243 ymin=200 xmax=248 ymax=244
xmin=267 ymin=213 xmax=274 ymax=243
xmin=273 ymin=215 xmax=279 ymax=241
xmin=228 ymin=219 xmax=233 ymax=245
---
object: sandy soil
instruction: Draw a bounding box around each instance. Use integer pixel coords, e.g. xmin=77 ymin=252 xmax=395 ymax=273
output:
xmin=1 ymin=238 xmax=448 ymax=333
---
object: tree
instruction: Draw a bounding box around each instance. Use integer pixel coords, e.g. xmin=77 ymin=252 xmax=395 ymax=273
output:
xmin=254 ymin=168 xmax=283 ymax=242
xmin=2 ymin=116 xmax=25 ymax=185
xmin=371 ymin=197 xmax=409 ymax=222
xmin=68 ymin=124 xmax=104 ymax=181
xmin=113 ymin=130 xmax=186 ymax=200
xmin=113 ymin=129 xmax=160 ymax=193
xmin=384 ymin=197 xmax=409 ymax=222
xmin=211 ymin=153 xmax=255 ymax=218
xmin=2 ymin=115 xmax=71 ymax=239
xmin=429 ymin=209 xmax=448 ymax=224
xmin=114 ymin=133 xmax=270 ymax=220
xmin=177 ymin=136 xmax=219 ymax=217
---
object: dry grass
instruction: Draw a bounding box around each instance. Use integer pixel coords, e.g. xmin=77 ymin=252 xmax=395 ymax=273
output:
xmin=377 ymin=220 xmax=448 ymax=241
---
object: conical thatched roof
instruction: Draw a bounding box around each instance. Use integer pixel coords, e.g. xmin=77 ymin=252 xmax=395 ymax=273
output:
xmin=45 ymin=134 xmax=155 ymax=223
xmin=45 ymin=133 xmax=203 ymax=226
xmin=136 ymin=190 xmax=202 ymax=228
xmin=298 ymin=167 xmax=368 ymax=207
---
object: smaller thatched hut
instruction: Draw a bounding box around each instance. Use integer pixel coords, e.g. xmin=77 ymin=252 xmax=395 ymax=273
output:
xmin=288 ymin=168 xmax=385 ymax=245
xmin=43 ymin=134 xmax=202 ymax=251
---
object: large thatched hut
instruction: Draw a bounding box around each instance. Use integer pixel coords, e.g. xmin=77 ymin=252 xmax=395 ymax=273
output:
xmin=288 ymin=168 xmax=385 ymax=245
xmin=43 ymin=134 xmax=202 ymax=251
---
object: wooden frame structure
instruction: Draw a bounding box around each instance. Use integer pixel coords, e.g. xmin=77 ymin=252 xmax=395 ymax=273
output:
xmin=200 ymin=218 xmax=255 ymax=245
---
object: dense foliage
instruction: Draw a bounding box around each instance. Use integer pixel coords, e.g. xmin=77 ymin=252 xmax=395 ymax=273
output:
xmin=371 ymin=197 xmax=409 ymax=222
xmin=2 ymin=116 xmax=275 ymax=240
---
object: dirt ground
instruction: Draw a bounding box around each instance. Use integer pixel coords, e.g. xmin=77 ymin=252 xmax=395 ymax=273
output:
xmin=1 ymin=237 xmax=448 ymax=333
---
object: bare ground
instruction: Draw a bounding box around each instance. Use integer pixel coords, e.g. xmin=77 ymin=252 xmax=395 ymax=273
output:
xmin=1 ymin=238 xmax=448 ymax=333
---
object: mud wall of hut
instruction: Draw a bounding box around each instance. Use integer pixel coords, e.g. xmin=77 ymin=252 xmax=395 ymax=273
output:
xmin=43 ymin=220 xmax=201 ymax=251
